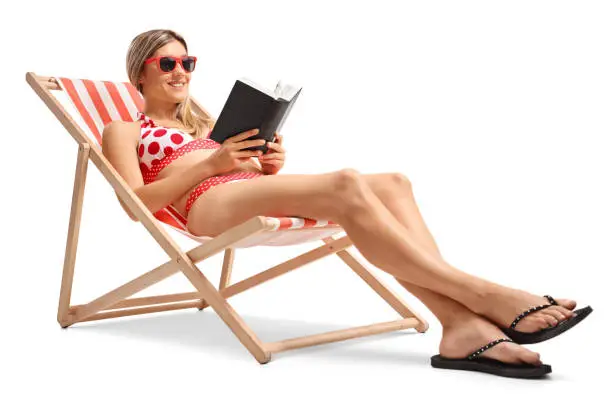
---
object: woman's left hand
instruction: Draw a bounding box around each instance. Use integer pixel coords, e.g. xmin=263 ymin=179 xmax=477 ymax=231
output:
xmin=258 ymin=131 xmax=285 ymax=175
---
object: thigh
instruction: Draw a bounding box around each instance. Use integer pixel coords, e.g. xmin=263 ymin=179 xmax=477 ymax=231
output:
xmin=360 ymin=173 xmax=412 ymax=199
xmin=186 ymin=171 xmax=345 ymax=237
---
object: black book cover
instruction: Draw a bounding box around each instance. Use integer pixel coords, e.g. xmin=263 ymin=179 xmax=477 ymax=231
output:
xmin=209 ymin=78 xmax=301 ymax=154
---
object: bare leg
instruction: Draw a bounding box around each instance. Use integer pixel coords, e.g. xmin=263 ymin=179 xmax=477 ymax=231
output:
xmin=188 ymin=169 xmax=492 ymax=306
xmin=187 ymin=169 xmax=575 ymax=335
xmin=360 ymin=173 xmax=577 ymax=334
xmin=357 ymin=173 xmax=579 ymax=362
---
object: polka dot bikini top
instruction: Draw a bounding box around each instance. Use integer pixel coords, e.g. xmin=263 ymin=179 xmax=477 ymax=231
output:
xmin=136 ymin=112 xmax=220 ymax=184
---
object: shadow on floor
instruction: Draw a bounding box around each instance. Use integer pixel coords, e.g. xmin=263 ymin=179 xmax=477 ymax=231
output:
xmin=71 ymin=310 xmax=429 ymax=365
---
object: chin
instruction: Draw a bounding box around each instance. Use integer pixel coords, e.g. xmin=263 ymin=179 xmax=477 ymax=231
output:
xmin=166 ymin=90 xmax=189 ymax=103
xmin=162 ymin=83 xmax=189 ymax=98
xmin=169 ymin=94 xmax=188 ymax=103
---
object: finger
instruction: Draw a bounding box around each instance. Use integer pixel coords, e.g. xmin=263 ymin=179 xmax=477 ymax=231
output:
xmin=249 ymin=139 xmax=267 ymax=147
xmin=266 ymin=142 xmax=285 ymax=152
xmin=229 ymin=128 xmax=260 ymax=142
xmin=261 ymin=152 xmax=285 ymax=160
xmin=237 ymin=138 xmax=266 ymax=150
xmin=260 ymin=161 xmax=283 ymax=169
xmin=236 ymin=148 xmax=263 ymax=158
xmin=260 ymin=159 xmax=283 ymax=167
xmin=260 ymin=153 xmax=283 ymax=160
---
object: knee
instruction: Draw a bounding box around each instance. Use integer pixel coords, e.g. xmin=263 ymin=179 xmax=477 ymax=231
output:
xmin=331 ymin=168 xmax=370 ymax=209
xmin=387 ymin=172 xmax=413 ymax=194
xmin=372 ymin=172 xmax=413 ymax=203
xmin=332 ymin=168 xmax=364 ymax=191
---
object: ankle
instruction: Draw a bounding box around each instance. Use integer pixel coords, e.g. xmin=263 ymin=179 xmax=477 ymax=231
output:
xmin=440 ymin=307 xmax=480 ymax=330
xmin=434 ymin=296 xmax=480 ymax=329
xmin=468 ymin=280 xmax=504 ymax=315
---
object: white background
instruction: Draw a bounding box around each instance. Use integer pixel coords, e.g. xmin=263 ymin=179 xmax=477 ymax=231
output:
xmin=3 ymin=0 xmax=611 ymax=406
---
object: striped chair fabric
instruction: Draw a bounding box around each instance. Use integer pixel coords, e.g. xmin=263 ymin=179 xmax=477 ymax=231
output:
xmin=55 ymin=77 xmax=343 ymax=247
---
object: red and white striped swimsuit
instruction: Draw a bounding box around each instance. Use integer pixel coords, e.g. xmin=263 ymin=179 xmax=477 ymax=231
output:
xmin=136 ymin=112 xmax=264 ymax=215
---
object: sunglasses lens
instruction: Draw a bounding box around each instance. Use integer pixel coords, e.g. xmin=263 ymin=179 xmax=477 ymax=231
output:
xmin=159 ymin=57 xmax=177 ymax=72
xmin=182 ymin=57 xmax=196 ymax=72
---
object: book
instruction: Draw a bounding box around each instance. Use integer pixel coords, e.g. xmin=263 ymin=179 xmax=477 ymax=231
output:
xmin=208 ymin=77 xmax=302 ymax=154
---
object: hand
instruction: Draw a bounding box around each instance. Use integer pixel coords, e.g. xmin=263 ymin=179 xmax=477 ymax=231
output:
xmin=207 ymin=128 xmax=266 ymax=174
xmin=258 ymin=131 xmax=285 ymax=175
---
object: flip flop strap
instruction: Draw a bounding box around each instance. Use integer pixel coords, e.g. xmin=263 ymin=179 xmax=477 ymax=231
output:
xmin=509 ymin=294 xmax=558 ymax=329
xmin=467 ymin=338 xmax=514 ymax=360
xmin=544 ymin=295 xmax=558 ymax=305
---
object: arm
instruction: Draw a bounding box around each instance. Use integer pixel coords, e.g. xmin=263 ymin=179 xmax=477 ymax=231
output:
xmin=135 ymin=162 xmax=217 ymax=217
xmin=102 ymin=121 xmax=218 ymax=221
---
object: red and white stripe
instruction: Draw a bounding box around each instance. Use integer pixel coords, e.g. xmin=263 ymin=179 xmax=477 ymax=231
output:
xmin=58 ymin=77 xmax=143 ymax=145
xmin=56 ymin=76 xmax=343 ymax=247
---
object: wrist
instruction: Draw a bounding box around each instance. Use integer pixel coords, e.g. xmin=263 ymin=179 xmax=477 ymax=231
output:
xmin=199 ymin=159 xmax=217 ymax=177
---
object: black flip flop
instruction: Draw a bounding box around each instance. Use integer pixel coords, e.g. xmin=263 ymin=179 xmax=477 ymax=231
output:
xmin=431 ymin=338 xmax=551 ymax=379
xmin=501 ymin=295 xmax=593 ymax=344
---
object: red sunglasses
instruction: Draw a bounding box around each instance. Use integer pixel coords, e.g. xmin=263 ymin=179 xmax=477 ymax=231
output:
xmin=144 ymin=55 xmax=198 ymax=73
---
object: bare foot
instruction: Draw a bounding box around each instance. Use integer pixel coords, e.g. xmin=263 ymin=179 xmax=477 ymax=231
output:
xmin=440 ymin=313 xmax=543 ymax=365
xmin=479 ymin=286 xmax=578 ymax=333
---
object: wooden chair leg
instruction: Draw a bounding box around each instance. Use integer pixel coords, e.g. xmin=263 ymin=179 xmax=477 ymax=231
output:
xmin=195 ymin=248 xmax=234 ymax=311
xmin=219 ymin=248 xmax=234 ymax=290
xmin=323 ymin=236 xmax=429 ymax=332
xmin=57 ymin=143 xmax=90 ymax=328
xmin=175 ymin=253 xmax=272 ymax=364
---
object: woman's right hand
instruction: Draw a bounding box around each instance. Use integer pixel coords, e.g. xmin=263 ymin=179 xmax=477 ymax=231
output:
xmin=206 ymin=128 xmax=266 ymax=174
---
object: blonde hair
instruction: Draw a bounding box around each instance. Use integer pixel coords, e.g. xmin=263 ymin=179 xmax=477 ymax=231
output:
xmin=126 ymin=29 xmax=215 ymax=138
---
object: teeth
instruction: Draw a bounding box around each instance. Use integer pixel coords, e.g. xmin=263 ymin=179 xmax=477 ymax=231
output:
xmin=169 ymin=82 xmax=184 ymax=88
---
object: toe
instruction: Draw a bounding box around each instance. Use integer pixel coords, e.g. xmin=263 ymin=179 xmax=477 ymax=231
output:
xmin=534 ymin=316 xmax=552 ymax=330
xmin=554 ymin=298 xmax=577 ymax=311
xmin=490 ymin=342 xmax=541 ymax=366
xmin=542 ymin=308 xmax=568 ymax=323
xmin=539 ymin=313 xmax=559 ymax=327
xmin=515 ymin=315 xmax=553 ymax=332
xmin=551 ymin=304 xmax=577 ymax=319
xmin=485 ymin=341 xmax=522 ymax=364
xmin=518 ymin=347 xmax=542 ymax=366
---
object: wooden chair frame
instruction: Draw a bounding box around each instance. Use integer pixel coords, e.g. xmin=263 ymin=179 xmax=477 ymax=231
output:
xmin=26 ymin=71 xmax=429 ymax=364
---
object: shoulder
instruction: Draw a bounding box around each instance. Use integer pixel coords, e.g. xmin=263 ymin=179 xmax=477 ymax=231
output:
xmin=102 ymin=120 xmax=141 ymax=146
xmin=103 ymin=119 xmax=140 ymax=135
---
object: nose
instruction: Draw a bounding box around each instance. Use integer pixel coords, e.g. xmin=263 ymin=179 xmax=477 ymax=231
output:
xmin=174 ymin=59 xmax=188 ymax=74
xmin=174 ymin=63 xmax=186 ymax=74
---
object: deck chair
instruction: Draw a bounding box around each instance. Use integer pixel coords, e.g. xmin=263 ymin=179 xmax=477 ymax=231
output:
xmin=26 ymin=71 xmax=429 ymax=363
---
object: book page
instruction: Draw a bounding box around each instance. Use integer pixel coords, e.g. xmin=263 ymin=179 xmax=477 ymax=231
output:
xmin=239 ymin=77 xmax=301 ymax=101
xmin=275 ymin=80 xmax=301 ymax=101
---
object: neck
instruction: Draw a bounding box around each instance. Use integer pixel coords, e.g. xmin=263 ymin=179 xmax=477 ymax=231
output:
xmin=142 ymin=99 xmax=178 ymax=122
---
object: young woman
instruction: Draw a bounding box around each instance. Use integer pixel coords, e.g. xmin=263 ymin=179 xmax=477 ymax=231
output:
xmin=102 ymin=29 xmax=592 ymax=379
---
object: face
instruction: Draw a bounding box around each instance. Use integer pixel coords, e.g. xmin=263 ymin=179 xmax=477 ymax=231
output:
xmin=139 ymin=40 xmax=194 ymax=103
